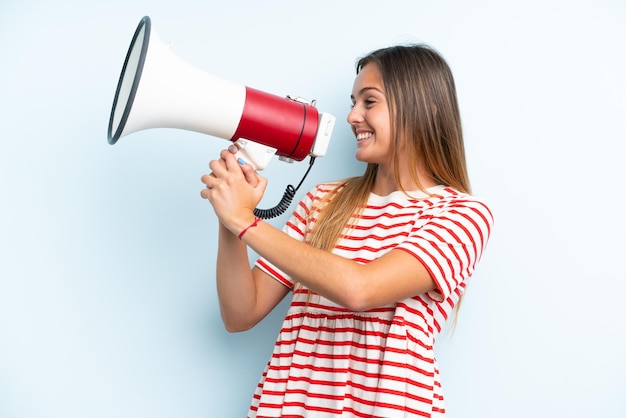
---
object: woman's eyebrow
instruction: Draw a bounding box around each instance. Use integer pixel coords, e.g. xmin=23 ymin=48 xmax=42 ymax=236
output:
xmin=351 ymin=86 xmax=384 ymax=100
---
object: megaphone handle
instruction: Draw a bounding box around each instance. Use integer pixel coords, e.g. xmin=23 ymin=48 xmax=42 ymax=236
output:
xmin=233 ymin=139 xmax=277 ymax=171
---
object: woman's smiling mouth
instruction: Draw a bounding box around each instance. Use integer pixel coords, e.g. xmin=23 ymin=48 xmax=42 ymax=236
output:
xmin=356 ymin=132 xmax=373 ymax=141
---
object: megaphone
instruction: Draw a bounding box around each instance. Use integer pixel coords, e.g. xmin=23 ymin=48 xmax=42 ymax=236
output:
xmin=108 ymin=16 xmax=336 ymax=218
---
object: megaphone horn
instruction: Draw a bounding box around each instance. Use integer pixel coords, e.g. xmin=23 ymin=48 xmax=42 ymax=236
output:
xmin=108 ymin=16 xmax=335 ymax=172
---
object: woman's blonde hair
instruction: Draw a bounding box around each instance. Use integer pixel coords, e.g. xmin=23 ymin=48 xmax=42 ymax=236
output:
xmin=310 ymin=44 xmax=470 ymax=251
xmin=302 ymin=45 xmax=470 ymax=321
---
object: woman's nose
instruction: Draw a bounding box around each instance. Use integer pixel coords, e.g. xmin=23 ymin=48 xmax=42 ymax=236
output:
xmin=347 ymin=104 xmax=363 ymax=125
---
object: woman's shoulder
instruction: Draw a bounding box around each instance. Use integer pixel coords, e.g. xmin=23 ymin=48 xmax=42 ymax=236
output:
xmin=294 ymin=181 xmax=345 ymax=212
xmin=305 ymin=181 xmax=346 ymax=199
xmin=429 ymin=186 xmax=494 ymax=226
xmin=434 ymin=186 xmax=490 ymax=206
xmin=313 ymin=180 xmax=345 ymax=192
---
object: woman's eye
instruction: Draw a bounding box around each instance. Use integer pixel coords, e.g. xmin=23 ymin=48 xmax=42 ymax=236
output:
xmin=350 ymin=98 xmax=376 ymax=109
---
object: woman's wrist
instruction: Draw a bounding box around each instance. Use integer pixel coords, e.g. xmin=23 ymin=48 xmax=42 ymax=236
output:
xmin=238 ymin=217 xmax=262 ymax=240
xmin=219 ymin=210 xmax=257 ymax=237
xmin=223 ymin=212 xmax=258 ymax=238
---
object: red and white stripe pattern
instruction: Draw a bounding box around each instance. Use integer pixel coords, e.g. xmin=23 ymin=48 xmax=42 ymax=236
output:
xmin=252 ymin=183 xmax=493 ymax=417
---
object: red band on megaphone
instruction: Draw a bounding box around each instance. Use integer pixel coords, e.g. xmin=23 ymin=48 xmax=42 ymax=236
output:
xmin=231 ymin=87 xmax=319 ymax=161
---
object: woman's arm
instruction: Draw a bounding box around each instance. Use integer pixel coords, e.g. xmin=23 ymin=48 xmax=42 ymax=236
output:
xmin=202 ymin=150 xmax=437 ymax=312
xmin=240 ymin=220 xmax=436 ymax=311
xmin=215 ymin=222 xmax=289 ymax=332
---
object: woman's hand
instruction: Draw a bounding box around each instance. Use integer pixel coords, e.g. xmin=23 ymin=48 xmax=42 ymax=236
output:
xmin=200 ymin=145 xmax=267 ymax=235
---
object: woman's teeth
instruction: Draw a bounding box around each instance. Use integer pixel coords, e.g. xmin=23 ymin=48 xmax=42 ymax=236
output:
xmin=357 ymin=132 xmax=373 ymax=141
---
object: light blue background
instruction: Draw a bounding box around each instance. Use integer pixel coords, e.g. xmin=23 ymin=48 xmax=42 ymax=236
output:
xmin=1 ymin=1 xmax=625 ymax=417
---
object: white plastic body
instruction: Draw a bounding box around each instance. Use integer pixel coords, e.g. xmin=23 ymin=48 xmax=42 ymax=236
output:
xmin=234 ymin=139 xmax=277 ymax=171
xmin=310 ymin=112 xmax=335 ymax=157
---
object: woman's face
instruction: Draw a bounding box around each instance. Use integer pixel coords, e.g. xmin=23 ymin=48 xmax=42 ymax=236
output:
xmin=347 ymin=63 xmax=393 ymax=165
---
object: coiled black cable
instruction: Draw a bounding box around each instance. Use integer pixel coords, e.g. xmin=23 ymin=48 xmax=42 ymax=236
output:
xmin=253 ymin=184 xmax=296 ymax=219
xmin=253 ymin=157 xmax=316 ymax=219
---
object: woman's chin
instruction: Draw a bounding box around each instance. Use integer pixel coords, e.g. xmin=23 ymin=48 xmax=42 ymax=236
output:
xmin=355 ymin=148 xmax=380 ymax=164
xmin=354 ymin=152 xmax=376 ymax=164
xmin=354 ymin=151 xmax=368 ymax=163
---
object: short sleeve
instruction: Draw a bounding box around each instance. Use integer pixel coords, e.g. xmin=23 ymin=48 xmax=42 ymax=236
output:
xmin=395 ymin=194 xmax=494 ymax=302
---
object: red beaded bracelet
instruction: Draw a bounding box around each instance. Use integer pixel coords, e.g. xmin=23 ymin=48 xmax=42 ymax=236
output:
xmin=238 ymin=217 xmax=261 ymax=240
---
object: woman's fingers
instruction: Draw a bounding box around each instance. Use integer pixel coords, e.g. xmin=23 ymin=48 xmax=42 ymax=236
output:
xmin=223 ymin=143 xmax=263 ymax=187
xmin=200 ymin=146 xmax=267 ymax=206
xmin=239 ymin=161 xmax=260 ymax=187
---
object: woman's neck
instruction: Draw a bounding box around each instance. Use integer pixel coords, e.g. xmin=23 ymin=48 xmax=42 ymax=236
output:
xmin=372 ymin=163 xmax=437 ymax=196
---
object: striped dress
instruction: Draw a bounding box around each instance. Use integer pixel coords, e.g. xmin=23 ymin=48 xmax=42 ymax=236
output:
xmin=251 ymin=183 xmax=494 ymax=417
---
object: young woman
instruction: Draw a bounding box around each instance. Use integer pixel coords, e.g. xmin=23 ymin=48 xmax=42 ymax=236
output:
xmin=201 ymin=44 xmax=494 ymax=417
